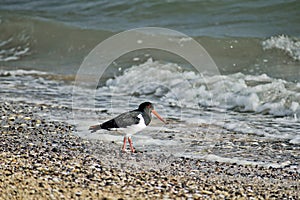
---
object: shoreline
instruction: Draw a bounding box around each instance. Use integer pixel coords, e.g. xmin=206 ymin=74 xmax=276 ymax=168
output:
xmin=1 ymin=101 xmax=299 ymax=199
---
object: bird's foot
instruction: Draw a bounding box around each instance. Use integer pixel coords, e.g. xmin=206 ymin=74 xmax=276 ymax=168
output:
xmin=130 ymin=148 xmax=136 ymax=153
xmin=122 ymin=148 xmax=143 ymax=154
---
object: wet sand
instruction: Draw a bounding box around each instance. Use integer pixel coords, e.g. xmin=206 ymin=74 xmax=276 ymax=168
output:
xmin=0 ymin=101 xmax=299 ymax=199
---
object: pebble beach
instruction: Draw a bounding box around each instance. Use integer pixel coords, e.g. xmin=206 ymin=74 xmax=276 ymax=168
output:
xmin=1 ymin=0 xmax=300 ymax=199
xmin=1 ymin=101 xmax=299 ymax=199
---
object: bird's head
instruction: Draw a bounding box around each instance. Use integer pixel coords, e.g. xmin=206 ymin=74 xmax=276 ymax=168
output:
xmin=138 ymin=102 xmax=167 ymax=124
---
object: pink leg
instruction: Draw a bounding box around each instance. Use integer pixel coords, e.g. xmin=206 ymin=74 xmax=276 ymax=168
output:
xmin=128 ymin=137 xmax=135 ymax=153
xmin=122 ymin=136 xmax=127 ymax=152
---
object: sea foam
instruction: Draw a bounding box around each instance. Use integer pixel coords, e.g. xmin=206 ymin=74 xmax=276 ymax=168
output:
xmin=262 ymin=35 xmax=300 ymax=61
xmin=104 ymin=59 xmax=300 ymax=118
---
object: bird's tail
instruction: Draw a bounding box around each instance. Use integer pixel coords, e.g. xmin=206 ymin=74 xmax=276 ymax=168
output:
xmin=89 ymin=124 xmax=102 ymax=133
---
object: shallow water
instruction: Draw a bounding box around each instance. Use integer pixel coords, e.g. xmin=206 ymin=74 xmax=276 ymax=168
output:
xmin=1 ymin=66 xmax=299 ymax=172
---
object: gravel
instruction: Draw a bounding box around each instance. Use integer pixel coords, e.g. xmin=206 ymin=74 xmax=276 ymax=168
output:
xmin=1 ymin=101 xmax=299 ymax=199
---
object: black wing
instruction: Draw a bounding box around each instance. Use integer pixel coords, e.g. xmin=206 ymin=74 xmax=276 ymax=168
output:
xmin=108 ymin=110 xmax=141 ymax=128
xmin=89 ymin=110 xmax=141 ymax=132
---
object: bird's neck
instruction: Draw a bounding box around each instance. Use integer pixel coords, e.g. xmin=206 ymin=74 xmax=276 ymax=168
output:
xmin=142 ymin=109 xmax=152 ymax=125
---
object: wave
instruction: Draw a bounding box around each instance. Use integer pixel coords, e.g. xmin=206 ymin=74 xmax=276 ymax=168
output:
xmin=104 ymin=59 xmax=300 ymax=117
xmin=0 ymin=16 xmax=31 ymax=62
xmin=1 ymin=13 xmax=299 ymax=82
xmin=262 ymin=35 xmax=300 ymax=61
xmin=0 ymin=13 xmax=113 ymax=73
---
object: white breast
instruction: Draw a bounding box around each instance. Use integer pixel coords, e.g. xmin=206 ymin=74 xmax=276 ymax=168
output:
xmin=113 ymin=114 xmax=147 ymax=137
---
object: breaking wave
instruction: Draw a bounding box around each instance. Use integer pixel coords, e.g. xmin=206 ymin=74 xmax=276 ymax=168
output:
xmin=262 ymin=35 xmax=300 ymax=61
xmin=104 ymin=59 xmax=300 ymax=117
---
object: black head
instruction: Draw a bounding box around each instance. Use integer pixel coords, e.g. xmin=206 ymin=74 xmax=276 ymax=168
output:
xmin=138 ymin=102 xmax=166 ymax=124
xmin=138 ymin=102 xmax=154 ymax=112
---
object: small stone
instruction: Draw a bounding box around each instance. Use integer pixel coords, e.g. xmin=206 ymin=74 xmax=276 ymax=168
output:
xmin=8 ymin=117 xmax=15 ymax=121
xmin=28 ymin=143 xmax=34 ymax=146
xmin=23 ymin=117 xmax=31 ymax=120
xmin=201 ymin=190 xmax=213 ymax=195
xmin=75 ymin=192 xmax=82 ymax=196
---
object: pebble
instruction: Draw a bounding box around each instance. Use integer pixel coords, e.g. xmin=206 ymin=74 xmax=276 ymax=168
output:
xmin=0 ymin=101 xmax=299 ymax=199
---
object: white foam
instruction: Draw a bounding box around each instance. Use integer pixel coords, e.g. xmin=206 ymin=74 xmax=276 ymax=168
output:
xmin=262 ymin=35 xmax=300 ymax=61
xmin=290 ymin=136 xmax=300 ymax=144
xmin=0 ymin=37 xmax=31 ymax=62
xmin=0 ymin=69 xmax=48 ymax=76
xmin=103 ymin=59 xmax=300 ymax=118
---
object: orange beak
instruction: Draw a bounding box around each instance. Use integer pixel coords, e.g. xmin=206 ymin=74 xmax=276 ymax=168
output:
xmin=152 ymin=110 xmax=167 ymax=124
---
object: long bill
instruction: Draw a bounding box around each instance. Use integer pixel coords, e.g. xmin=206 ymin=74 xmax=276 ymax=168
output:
xmin=152 ymin=110 xmax=167 ymax=124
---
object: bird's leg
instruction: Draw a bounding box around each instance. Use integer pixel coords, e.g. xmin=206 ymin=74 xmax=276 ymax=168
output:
xmin=122 ymin=136 xmax=127 ymax=152
xmin=128 ymin=137 xmax=135 ymax=153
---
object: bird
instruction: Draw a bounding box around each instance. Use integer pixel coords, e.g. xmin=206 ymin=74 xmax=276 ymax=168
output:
xmin=89 ymin=102 xmax=167 ymax=153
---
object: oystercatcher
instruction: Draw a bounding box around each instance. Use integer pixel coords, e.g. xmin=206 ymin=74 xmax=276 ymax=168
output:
xmin=89 ymin=102 xmax=167 ymax=152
